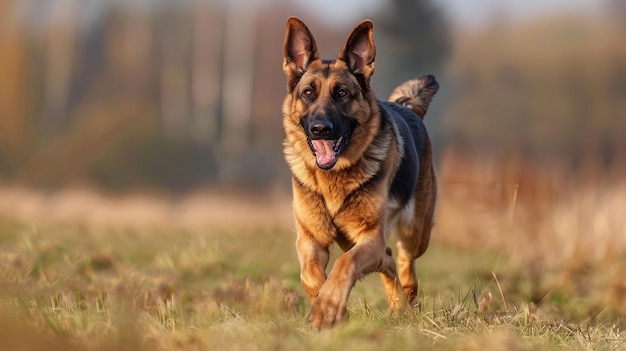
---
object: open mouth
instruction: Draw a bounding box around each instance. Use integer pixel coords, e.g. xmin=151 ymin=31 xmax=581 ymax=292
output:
xmin=306 ymin=124 xmax=353 ymax=170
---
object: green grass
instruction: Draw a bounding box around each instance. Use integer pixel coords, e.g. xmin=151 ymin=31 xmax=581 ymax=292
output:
xmin=0 ymin=219 xmax=623 ymax=350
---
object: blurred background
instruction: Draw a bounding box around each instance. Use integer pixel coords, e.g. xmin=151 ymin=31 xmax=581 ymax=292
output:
xmin=0 ymin=0 xmax=625 ymax=303
xmin=0 ymin=0 xmax=623 ymax=191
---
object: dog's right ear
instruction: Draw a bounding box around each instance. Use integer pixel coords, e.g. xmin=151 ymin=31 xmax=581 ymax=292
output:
xmin=283 ymin=17 xmax=319 ymax=92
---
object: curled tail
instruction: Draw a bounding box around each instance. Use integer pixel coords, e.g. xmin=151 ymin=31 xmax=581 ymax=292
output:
xmin=388 ymin=74 xmax=439 ymax=119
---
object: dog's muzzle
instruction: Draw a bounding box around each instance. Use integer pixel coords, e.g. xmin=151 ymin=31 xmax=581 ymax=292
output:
xmin=305 ymin=121 xmax=354 ymax=170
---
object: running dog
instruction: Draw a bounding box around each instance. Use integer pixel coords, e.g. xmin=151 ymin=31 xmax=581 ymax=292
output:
xmin=282 ymin=17 xmax=439 ymax=329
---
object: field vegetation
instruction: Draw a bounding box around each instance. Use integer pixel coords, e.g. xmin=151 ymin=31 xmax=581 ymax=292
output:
xmin=1 ymin=151 xmax=624 ymax=350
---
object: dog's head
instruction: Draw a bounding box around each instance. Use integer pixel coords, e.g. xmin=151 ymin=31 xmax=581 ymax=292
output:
xmin=282 ymin=17 xmax=378 ymax=171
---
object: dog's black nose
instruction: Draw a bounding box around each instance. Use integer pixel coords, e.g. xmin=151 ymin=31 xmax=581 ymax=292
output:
xmin=309 ymin=120 xmax=333 ymax=138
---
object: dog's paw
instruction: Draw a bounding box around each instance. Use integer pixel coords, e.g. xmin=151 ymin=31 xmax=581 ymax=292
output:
xmin=307 ymin=296 xmax=349 ymax=330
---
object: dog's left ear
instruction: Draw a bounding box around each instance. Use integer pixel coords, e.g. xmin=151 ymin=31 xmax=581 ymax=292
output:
xmin=339 ymin=20 xmax=376 ymax=80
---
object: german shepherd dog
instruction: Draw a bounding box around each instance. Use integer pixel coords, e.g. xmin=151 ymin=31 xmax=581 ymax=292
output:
xmin=282 ymin=17 xmax=439 ymax=329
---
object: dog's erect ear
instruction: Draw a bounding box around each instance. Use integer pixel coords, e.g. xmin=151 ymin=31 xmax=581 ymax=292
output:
xmin=339 ymin=20 xmax=376 ymax=80
xmin=283 ymin=17 xmax=319 ymax=91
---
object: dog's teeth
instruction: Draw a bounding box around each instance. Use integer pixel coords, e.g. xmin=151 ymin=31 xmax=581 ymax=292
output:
xmin=334 ymin=137 xmax=343 ymax=152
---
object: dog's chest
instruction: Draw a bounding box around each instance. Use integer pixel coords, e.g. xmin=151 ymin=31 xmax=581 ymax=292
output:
xmin=313 ymin=172 xmax=357 ymax=216
xmin=312 ymin=161 xmax=384 ymax=217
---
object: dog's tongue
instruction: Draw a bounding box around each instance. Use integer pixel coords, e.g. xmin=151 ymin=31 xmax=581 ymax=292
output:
xmin=311 ymin=139 xmax=335 ymax=167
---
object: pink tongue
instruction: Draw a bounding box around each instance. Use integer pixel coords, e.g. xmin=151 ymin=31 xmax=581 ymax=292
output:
xmin=311 ymin=139 xmax=336 ymax=166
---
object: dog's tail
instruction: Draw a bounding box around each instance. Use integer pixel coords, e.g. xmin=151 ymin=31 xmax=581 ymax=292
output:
xmin=388 ymin=74 xmax=439 ymax=119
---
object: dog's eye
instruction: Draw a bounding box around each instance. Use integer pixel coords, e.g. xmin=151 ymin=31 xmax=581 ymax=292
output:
xmin=336 ymin=89 xmax=348 ymax=98
xmin=302 ymin=89 xmax=314 ymax=99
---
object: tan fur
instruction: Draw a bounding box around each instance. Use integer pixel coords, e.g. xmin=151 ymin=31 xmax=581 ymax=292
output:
xmin=282 ymin=17 xmax=438 ymax=329
xmin=388 ymin=75 xmax=439 ymax=118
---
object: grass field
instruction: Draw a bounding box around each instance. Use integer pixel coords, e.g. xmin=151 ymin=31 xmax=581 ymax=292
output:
xmin=0 ymin=159 xmax=624 ymax=350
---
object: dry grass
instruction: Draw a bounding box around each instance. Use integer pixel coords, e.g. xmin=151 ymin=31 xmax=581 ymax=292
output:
xmin=436 ymin=150 xmax=626 ymax=326
xmin=0 ymin=185 xmax=293 ymax=230
xmin=0 ymin=159 xmax=625 ymax=350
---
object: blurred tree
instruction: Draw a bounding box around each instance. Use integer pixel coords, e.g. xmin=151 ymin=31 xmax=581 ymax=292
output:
xmin=158 ymin=5 xmax=192 ymax=141
xmin=0 ymin=0 xmax=33 ymax=172
xmin=372 ymin=0 xmax=450 ymax=95
xmin=217 ymin=3 xmax=259 ymax=184
xmin=190 ymin=1 xmax=222 ymax=147
xmin=40 ymin=0 xmax=78 ymax=134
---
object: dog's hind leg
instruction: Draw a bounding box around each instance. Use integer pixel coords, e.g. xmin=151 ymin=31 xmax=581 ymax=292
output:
xmin=396 ymin=222 xmax=432 ymax=304
xmin=396 ymin=223 xmax=420 ymax=304
xmin=396 ymin=174 xmax=436 ymax=304
xmin=396 ymin=240 xmax=420 ymax=305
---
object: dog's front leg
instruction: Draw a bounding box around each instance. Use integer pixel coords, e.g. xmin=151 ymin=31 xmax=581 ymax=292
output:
xmin=295 ymin=225 xmax=330 ymax=303
xmin=308 ymin=231 xmax=386 ymax=329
